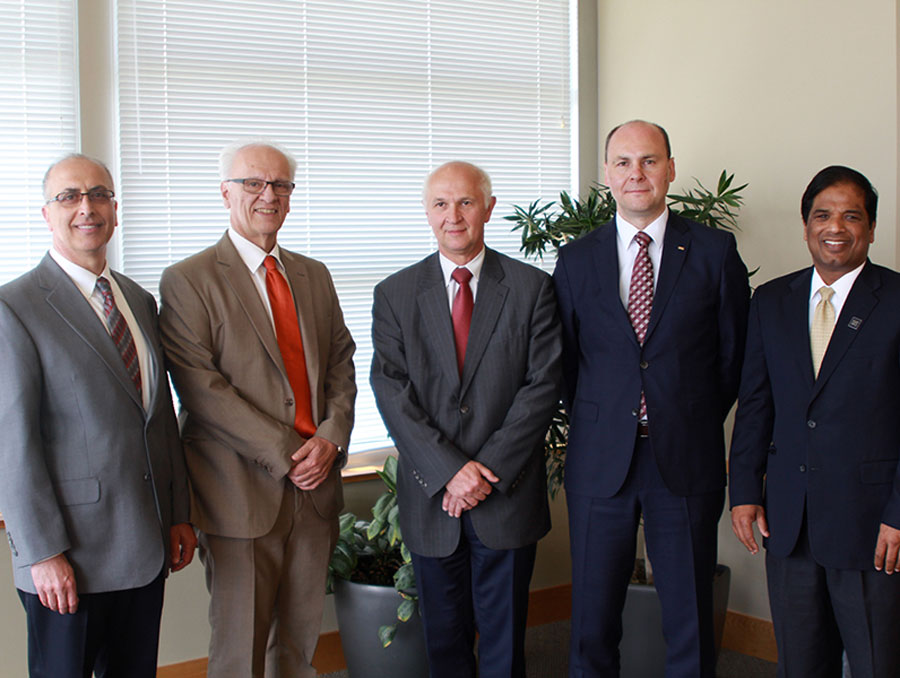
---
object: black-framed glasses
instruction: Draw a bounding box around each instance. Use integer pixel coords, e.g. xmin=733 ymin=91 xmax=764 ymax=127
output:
xmin=46 ymin=188 xmax=116 ymax=206
xmin=226 ymin=178 xmax=295 ymax=196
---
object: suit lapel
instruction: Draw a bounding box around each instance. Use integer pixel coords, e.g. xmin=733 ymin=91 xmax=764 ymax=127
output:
xmin=461 ymin=249 xmax=508 ymax=394
xmin=37 ymin=255 xmax=143 ymax=408
xmin=215 ymin=235 xmax=285 ymax=373
xmin=645 ymin=214 xmax=689 ymax=344
xmin=781 ymin=268 xmax=816 ymax=391
xmin=417 ymin=254 xmax=460 ymax=389
xmin=591 ymin=223 xmax=638 ymax=346
xmin=812 ymin=262 xmax=879 ymax=399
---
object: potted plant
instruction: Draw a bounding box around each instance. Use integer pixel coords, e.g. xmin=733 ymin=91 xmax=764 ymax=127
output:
xmin=506 ymin=172 xmax=747 ymax=673
xmin=327 ymin=456 xmax=428 ymax=677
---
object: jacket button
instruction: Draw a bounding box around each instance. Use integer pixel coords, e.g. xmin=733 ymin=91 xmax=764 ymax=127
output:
xmin=285 ymin=398 xmax=294 ymax=406
xmin=807 ymin=420 xmax=816 ymax=429
xmin=143 ymin=473 xmax=151 ymax=481
xmin=799 ymin=464 xmax=806 ymax=473
xmin=631 ymin=409 xmax=639 ymax=417
xmin=460 ymin=404 xmax=470 ymax=414
xmin=640 ymin=360 xmax=649 ymax=369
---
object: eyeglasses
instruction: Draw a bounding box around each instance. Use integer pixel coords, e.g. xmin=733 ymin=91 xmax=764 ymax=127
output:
xmin=226 ymin=178 xmax=295 ymax=196
xmin=46 ymin=188 xmax=116 ymax=206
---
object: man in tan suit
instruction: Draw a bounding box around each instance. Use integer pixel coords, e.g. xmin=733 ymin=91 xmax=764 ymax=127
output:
xmin=159 ymin=140 xmax=356 ymax=678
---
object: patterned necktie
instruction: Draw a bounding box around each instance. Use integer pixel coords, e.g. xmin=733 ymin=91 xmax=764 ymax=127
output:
xmin=451 ymin=267 xmax=474 ymax=376
xmin=95 ymin=276 xmax=142 ymax=395
xmin=627 ymin=231 xmax=653 ymax=419
xmin=264 ymin=256 xmax=316 ymax=438
xmin=810 ymin=286 xmax=835 ymax=378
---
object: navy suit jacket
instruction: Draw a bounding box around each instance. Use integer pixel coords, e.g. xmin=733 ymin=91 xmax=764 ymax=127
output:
xmin=729 ymin=261 xmax=900 ymax=570
xmin=554 ymin=213 xmax=750 ymax=498
xmin=371 ymin=248 xmax=562 ymax=558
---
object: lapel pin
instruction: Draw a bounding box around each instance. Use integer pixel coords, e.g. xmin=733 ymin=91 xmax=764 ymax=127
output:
xmin=677 ymin=245 xmax=686 ymax=251
xmin=848 ymin=316 xmax=862 ymax=330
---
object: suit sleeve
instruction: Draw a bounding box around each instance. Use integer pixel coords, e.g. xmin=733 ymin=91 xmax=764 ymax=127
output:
xmin=473 ymin=274 xmax=562 ymax=495
xmin=308 ymin=265 xmax=357 ymax=458
xmin=716 ymin=233 xmax=751 ymax=419
xmin=0 ymin=299 xmax=71 ymax=565
xmin=159 ymin=265 xmax=301 ymax=479
xmin=552 ymin=249 xmax=579 ymax=412
xmin=370 ymin=283 xmax=471 ymax=498
xmin=728 ymin=294 xmax=773 ymax=508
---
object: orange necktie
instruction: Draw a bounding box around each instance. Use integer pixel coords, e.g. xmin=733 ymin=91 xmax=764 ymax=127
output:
xmin=264 ymin=256 xmax=316 ymax=438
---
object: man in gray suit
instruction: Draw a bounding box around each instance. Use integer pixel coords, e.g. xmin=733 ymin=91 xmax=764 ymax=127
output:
xmin=160 ymin=140 xmax=356 ymax=678
xmin=370 ymin=161 xmax=562 ymax=678
xmin=0 ymin=154 xmax=196 ymax=677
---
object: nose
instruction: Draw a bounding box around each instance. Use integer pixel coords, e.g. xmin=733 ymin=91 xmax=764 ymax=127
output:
xmin=78 ymin=193 xmax=94 ymax=214
xmin=448 ymin=204 xmax=461 ymax=222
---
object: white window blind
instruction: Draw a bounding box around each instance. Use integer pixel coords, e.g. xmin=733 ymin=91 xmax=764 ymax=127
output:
xmin=116 ymin=0 xmax=572 ymax=454
xmin=0 ymin=0 xmax=78 ymax=284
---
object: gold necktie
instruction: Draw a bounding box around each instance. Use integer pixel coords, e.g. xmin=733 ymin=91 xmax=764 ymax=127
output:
xmin=810 ymin=286 xmax=835 ymax=377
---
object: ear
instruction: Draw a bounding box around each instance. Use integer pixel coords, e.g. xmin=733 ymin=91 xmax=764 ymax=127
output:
xmin=41 ymin=205 xmax=51 ymax=229
xmin=869 ymin=221 xmax=876 ymax=243
xmin=802 ymin=221 xmax=809 ymax=242
xmin=221 ymin=181 xmax=231 ymax=208
xmin=667 ymin=157 xmax=676 ymax=182
xmin=484 ymin=196 xmax=497 ymax=222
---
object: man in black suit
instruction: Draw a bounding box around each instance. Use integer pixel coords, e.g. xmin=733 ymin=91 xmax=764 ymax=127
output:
xmin=554 ymin=120 xmax=750 ymax=677
xmin=370 ymin=161 xmax=562 ymax=677
xmin=730 ymin=165 xmax=900 ymax=677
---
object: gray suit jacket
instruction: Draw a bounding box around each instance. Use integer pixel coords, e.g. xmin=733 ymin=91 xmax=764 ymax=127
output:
xmin=370 ymin=248 xmax=562 ymax=557
xmin=0 ymin=254 xmax=190 ymax=594
xmin=159 ymin=233 xmax=356 ymax=538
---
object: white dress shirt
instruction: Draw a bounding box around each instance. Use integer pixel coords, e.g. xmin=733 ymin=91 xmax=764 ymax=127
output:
xmin=438 ymin=248 xmax=486 ymax=311
xmin=808 ymin=262 xmax=865 ymax=331
xmin=228 ymin=227 xmax=293 ymax=332
xmin=49 ymin=248 xmax=154 ymax=411
xmin=616 ymin=209 xmax=668 ymax=307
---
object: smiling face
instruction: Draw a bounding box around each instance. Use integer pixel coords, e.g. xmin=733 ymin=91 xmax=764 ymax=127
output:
xmin=41 ymin=157 xmax=117 ymax=274
xmin=803 ymin=181 xmax=875 ymax=284
xmin=221 ymin=144 xmax=292 ymax=252
xmin=604 ymin=121 xmax=675 ymax=229
xmin=424 ymin=162 xmax=496 ymax=265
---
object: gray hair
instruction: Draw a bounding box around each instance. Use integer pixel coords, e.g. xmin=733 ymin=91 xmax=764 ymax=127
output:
xmin=43 ymin=153 xmax=114 ymax=200
xmin=423 ymin=161 xmax=493 ymax=208
xmin=218 ymin=139 xmax=297 ymax=181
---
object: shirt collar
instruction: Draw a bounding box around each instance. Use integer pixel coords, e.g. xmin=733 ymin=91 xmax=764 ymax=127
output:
xmin=228 ymin=227 xmax=283 ymax=274
xmin=49 ymin=247 xmax=112 ymax=297
xmin=809 ymin=261 xmax=865 ymax=302
xmin=438 ymin=247 xmax=486 ymax=287
xmin=615 ymin=208 xmax=668 ymax=249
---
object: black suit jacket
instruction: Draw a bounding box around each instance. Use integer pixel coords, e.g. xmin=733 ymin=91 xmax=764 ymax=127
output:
xmin=370 ymin=248 xmax=562 ymax=557
xmin=554 ymin=213 xmax=750 ymax=498
xmin=730 ymin=261 xmax=900 ymax=570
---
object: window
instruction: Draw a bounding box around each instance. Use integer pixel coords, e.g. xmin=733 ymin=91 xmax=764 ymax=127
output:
xmin=0 ymin=0 xmax=78 ymax=283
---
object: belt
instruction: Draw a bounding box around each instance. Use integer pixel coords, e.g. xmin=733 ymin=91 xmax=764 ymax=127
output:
xmin=637 ymin=422 xmax=650 ymax=438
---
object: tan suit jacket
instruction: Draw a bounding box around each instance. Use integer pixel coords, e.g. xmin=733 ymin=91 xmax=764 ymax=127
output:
xmin=159 ymin=233 xmax=356 ymax=538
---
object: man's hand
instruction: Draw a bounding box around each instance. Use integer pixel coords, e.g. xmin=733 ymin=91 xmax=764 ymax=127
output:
xmin=731 ymin=504 xmax=769 ymax=555
xmin=288 ymin=436 xmax=339 ymax=490
xmin=31 ymin=553 xmax=78 ymax=614
xmin=443 ymin=460 xmax=498 ymax=515
xmin=874 ymin=523 xmax=900 ymax=574
xmin=169 ymin=522 xmax=198 ymax=572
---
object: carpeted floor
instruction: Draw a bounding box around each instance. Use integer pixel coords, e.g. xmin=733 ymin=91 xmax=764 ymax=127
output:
xmin=320 ymin=619 xmax=777 ymax=677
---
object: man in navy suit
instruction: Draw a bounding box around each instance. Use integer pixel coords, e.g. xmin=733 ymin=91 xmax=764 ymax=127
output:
xmin=730 ymin=166 xmax=900 ymax=677
xmin=554 ymin=120 xmax=750 ymax=677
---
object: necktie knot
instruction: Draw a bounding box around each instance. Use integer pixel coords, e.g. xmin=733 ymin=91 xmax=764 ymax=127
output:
xmin=634 ymin=231 xmax=652 ymax=250
xmin=452 ymin=267 xmax=472 ymax=285
xmin=818 ymin=286 xmax=834 ymax=303
xmin=264 ymin=255 xmax=279 ymax=273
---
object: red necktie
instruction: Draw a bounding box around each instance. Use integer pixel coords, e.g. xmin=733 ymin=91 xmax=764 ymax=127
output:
xmin=451 ymin=267 xmax=473 ymax=376
xmin=264 ymin=256 xmax=316 ymax=438
xmin=627 ymin=231 xmax=653 ymax=419
xmin=96 ymin=276 xmax=142 ymax=396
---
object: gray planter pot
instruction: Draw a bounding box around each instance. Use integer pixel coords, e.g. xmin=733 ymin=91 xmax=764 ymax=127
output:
xmin=333 ymin=578 xmax=429 ymax=678
xmin=619 ymin=564 xmax=731 ymax=677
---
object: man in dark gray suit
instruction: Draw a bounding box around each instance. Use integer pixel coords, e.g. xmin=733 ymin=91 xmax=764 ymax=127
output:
xmin=0 ymin=154 xmax=196 ymax=678
xmin=370 ymin=161 xmax=562 ymax=678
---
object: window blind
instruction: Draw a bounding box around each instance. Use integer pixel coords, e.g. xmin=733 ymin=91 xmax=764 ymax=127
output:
xmin=116 ymin=0 xmax=573 ymax=454
xmin=0 ymin=0 xmax=78 ymax=284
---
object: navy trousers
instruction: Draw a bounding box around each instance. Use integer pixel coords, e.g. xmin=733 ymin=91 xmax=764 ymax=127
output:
xmin=411 ymin=512 xmax=537 ymax=678
xmin=567 ymin=437 xmax=724 ymax=677
xmin=18 ymin=568 xmax=165 ymax=678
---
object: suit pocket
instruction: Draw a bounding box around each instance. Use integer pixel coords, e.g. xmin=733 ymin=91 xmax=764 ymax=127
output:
xmin=859 ymin=460 xmax=898 ymax=484
xmin=55 ymin=477 xmax=100 ymax=505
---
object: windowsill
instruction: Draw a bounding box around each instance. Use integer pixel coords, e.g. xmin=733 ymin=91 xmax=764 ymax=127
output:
xmin=341 ymin=445 xmax=396 ymax=484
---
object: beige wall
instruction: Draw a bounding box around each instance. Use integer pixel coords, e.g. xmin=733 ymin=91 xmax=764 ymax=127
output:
xmin=595 ymin=0 xmax=900 ymax=620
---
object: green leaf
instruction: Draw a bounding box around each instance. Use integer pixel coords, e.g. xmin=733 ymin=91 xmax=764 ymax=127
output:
xmin=397 ymin=597 xmax=416 ymax=622
xmin=378 ymin=624 xmax=397 ymax=648
xmin=394 ymin=561 xmax=416 ymax=590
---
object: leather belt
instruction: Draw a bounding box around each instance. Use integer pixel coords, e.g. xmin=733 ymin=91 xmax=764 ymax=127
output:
xmin=637 ymin=422 xmax=650 ymax=438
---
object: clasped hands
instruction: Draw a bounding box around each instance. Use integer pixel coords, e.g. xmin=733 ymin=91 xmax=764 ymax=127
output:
xmin=442 ymin=460 xmax=499 ymax=518
xmin=288 ymin=435 xmax=338 ymax=490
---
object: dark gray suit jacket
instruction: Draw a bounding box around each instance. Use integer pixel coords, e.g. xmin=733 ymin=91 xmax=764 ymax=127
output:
xmin=0 ymin=254 xmax=190 ymax=594
xmin=370 ymin=248 xmax=562 ymax=557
